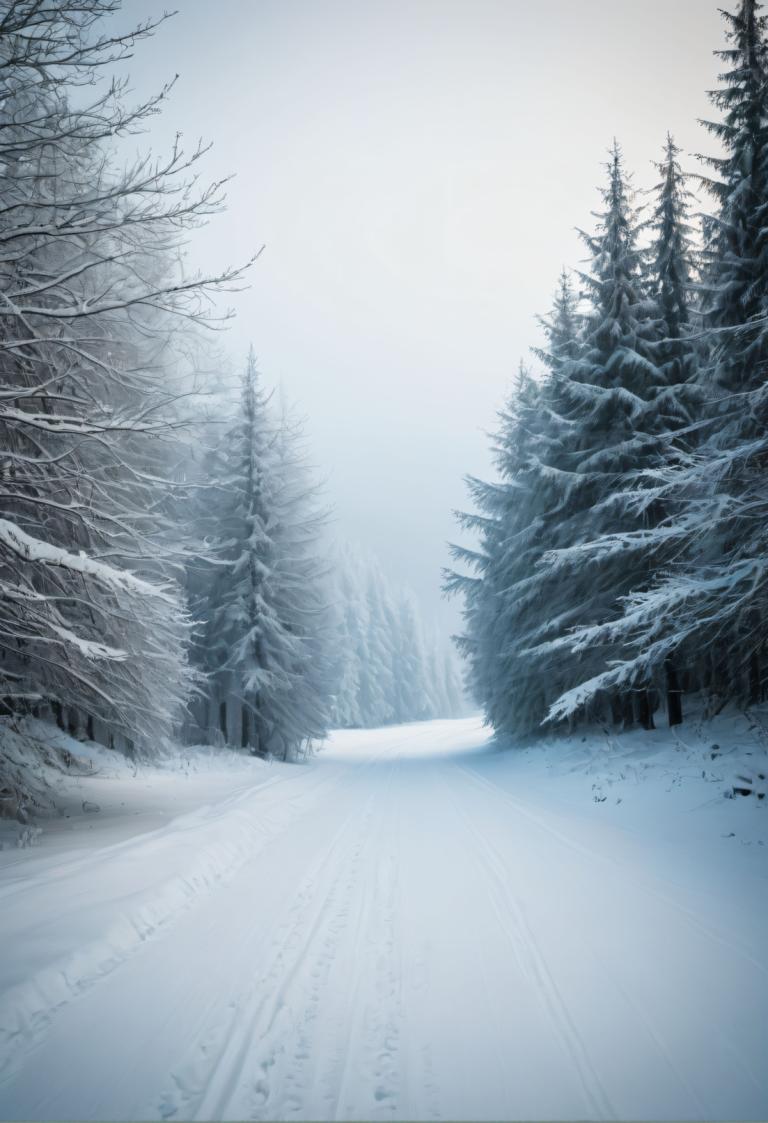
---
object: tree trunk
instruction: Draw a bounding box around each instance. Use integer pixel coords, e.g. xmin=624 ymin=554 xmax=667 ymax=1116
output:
xmin=219 ymin=699 xmax=228 ymax=744
xmin=637 ymin=689 xmax=655 ymax=731
xmin=621 ymin=693 xmax=634 ymax=730
xmin=665 ymin=658 xmax=683 ymax=727
xmin=52 ymin=700 xmax=65 ymax=731
xmin=85 ymin=713 xmax=95 ymax=742
xmin=610 ymin=695 xmax=623 ymax=728
xmin=241 ymin=705 xmax=250 ymax=750
xmin=748 ymin=609 xmax=762 ymax=704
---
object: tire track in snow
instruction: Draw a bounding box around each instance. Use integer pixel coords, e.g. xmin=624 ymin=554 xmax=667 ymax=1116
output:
xmin=444 ymin=770 xmax=616 ymax=1121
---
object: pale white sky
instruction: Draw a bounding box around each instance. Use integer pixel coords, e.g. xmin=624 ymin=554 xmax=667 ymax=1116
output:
xmin=116 ymin=0 xmax=723 ymax=633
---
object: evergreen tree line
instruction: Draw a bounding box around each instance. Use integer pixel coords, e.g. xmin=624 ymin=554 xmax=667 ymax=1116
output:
xmin=179 ymin=361 xmax=463 ymax=757
xmin=330 ymin=546 xmax=464 ymax=729
xmin=181 ymin=350 xmax=338 ymax=759
xmin=448 ymin=0 xmax=768 ymax=739
xmin=0 ymin=1 xmax=456 ymax=803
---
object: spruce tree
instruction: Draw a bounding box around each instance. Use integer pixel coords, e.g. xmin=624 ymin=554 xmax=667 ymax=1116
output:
xmin=446 ymin=364 xmax=547 ymax=735
xmin=525 ymin=144 xmax=679 ymax=731
xmin=546 ymin=4 xmax=768 ymax=723
xmin=544 ymin=136 xmax=702 ymax=726
xmin=195 ymin=356 xmax=338 ymax=757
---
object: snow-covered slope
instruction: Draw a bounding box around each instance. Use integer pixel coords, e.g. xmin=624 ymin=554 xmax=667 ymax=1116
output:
xmin=0 ymin=716 xmax=766 ymax=1121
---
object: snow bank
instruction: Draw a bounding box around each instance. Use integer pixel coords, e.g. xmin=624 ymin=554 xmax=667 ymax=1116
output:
xmin=0 ymin=725 xmax=325 ymax=1080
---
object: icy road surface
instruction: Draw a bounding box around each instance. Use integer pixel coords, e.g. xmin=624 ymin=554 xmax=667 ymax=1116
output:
xmin=1 ymin=717 xmax=767 ymax=1121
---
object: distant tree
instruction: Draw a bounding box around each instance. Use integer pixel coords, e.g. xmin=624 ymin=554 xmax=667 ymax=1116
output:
xmin=391 ymin=596 xmax=432 ymax=723
xmin=266 ymin=401 xmax=337 ymax=756
xmin=446 ymin=363 xmax=548 ymax=735
xmin=194 ymin=352 xmax=335 ymax=759
xmin=330 ymin=548 xmax=452 ymax=727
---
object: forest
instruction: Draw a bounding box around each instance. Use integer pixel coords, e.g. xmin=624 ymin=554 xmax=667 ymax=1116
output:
xmin=1 ymin=0 xmax=768 ymax=803
xmin=449 ymin=2 xmax=768 ymax=740
xmin=1 ymin=0 xmax=768 ymax=799
xmin=0 ymin=0 xmax=460 ymax=814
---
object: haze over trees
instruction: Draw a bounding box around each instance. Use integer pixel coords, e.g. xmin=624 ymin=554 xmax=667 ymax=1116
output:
xmin=449 ymin=0 xmax=768 ymax=740
xmin=330 ymin=546 xmax=464 ymax=729
xmin=3 ymin=0 xmax=768 ymax=825
xmin=0 ymin=0 xmax=460 ymax=811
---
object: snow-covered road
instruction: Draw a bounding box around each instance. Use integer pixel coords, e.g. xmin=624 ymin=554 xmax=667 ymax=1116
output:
xmin=1 ymin=717 xmax=767 ymax=1121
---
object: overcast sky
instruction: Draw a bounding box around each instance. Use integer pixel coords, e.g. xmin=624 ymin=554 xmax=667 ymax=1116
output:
xmin=116 ymin=0 xmax=724 ymax=634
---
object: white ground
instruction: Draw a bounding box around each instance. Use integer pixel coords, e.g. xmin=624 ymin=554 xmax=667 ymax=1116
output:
xmin=1 ymin=715 xmax=767 ymax=1121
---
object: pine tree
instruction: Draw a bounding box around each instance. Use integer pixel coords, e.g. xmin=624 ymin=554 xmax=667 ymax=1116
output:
xmin=201 ymin=352 xmax=291 ymax=754
xmin=446 ymin=364 xmax=548 ymax=735
xmin=451 ymin=145 xmax=704 ymax=737
xmin=546 ymin=4 xmax=768 ymax=723
xmin=196 ymin=355 xmax=336 ymax=758
xmin=267 ymin=401 xmax=337 ymax=756
xmin=543 ymin=136 xmax=702 ymax=726
xmin=391 ymin=596 xmax=432 ymax=723
xmin=331 ymin=547 xmax=450 ymax=727
xmin=328 ymin=548 xmax=367 ymax=728
xmin=524 ymin=144 xmax=680 ymax=731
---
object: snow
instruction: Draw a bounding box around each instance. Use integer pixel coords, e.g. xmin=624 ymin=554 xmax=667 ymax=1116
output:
xmin=0 ymin=519 xmax=169 ymax=599
xmin=1 ymin=715 xmax=767 ymax=1121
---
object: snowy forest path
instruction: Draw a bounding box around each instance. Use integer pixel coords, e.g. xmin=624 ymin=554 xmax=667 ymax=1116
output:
xmin=1 ymin=718 xmax=767 ymax=1121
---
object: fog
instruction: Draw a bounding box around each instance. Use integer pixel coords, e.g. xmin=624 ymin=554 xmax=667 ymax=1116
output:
xmin=115 ymin=0 xmax=722 ymax=632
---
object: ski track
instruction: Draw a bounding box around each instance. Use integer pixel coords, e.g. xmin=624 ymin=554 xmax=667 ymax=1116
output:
xmin=1 ymin=717 xmax=767 ymax=1121
xmin=0 ymin=765 xmax=347 ymax=1083
xmin=162 ymin=792 xmax=378 ymax=1120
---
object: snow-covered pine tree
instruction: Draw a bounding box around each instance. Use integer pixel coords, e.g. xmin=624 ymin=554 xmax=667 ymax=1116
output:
xmin=545 ymin=3 xmax=768 ymax=723
xmin=441 ymin=650 xmax=465 ymax=718
xmin=391 ymin=596 xmax=432 ymax=723
xmin=451 ymin=144 xmax=702 ymax=739
xmin=197 ymin=353 xmax=310 ymax=757
xmin=446 ymin=364 xmax=548 ymax=735
xmin=539 ymin=136 xmax=703 ymax=727
xmin=360 ymin=567 xmax=397 ymax=727
xmin=328 ymin=548 xmax=367 ymax=728
xmin=267 ymin=400 xmax=337 ymax=756
xmin=421 ymin=627 xmax=457 ymax=719
xmin=650 ymin=135 xmax=701 ymax=393
xmin=330 ymin=547 xmax=449 ymax=727
xmin=197 ymin=349 xmax=283 ymax=751
xmin=523 ymin=143 xmax=682 ymax=732
xmin=195 ymin=353 xmax=336 ymax=759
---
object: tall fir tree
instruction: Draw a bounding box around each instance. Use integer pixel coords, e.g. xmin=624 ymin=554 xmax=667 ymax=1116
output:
xmin=543 ymin=136 xmax=702 ymax=726
xmin=451 ymin=145 xmax=709 ymax=737
xmin=545 ymin=3 xmax=768 ymax=723
xmin=196 ymin=351 xmax=335 ymax=758
xmin=446 ymin=364 xmax=548 ymax=734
